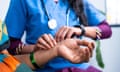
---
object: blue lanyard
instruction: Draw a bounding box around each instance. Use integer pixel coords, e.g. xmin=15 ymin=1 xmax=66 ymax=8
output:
xmin=41 ymin=0 xmax=70 ymax=26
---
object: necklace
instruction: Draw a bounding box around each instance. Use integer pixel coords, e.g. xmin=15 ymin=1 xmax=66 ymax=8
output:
xmin=41 ymin=0 xmax=70 ymax=30
xmin=41 ymin=0 xmax=57 ymax=30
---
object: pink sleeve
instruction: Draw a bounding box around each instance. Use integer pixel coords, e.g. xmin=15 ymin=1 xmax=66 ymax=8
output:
xmin=98 ymin=21 xmax=112 ymax=39
xmin=7 ymin=37 xmax=22 ymax=55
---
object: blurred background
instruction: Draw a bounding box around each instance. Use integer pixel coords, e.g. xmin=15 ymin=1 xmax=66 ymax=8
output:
xmin=0 ymin=0 xmax=120 ymax=72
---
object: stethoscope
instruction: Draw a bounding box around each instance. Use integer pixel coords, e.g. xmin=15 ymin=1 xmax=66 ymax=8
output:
xmin=41 ymin=0 xmax=70 ymax=30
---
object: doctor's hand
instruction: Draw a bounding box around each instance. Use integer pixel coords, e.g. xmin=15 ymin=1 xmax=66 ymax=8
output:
xmin=35 ymin=34 xmax=57 ymax=50
xmin=55 ymin=26 xmax=82 ymax=42
xmin=55 ymin=39 xmax=94 ymax=63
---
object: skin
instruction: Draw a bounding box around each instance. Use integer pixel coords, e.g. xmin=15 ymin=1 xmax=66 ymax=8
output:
xmin=35 ymin=34 xmax=95 ymax=59
xmin=16 ymin=39 xmax=94 ymax=70
xmin=19 ymin=34 xmax=56 ymax=54
xmin=0 ymin=34 xmax=94 ymax=71
xmin=35 ymin=34 xmax=57 ymax=50
xmin=17 ymin=26 xmax=97 ymax=54
xmin=35 ymin=34 xmax=94 ymax=64
xmin=55 ymin=26 xmax=98 ymax=42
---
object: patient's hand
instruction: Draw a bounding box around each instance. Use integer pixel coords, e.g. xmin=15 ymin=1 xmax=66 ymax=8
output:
xmin=56 ymin=39 xmax=94 ymax=63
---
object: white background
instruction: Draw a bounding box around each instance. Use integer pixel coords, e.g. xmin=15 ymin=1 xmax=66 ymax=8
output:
xmin=0 ymin=0 xmax=10 ymax=21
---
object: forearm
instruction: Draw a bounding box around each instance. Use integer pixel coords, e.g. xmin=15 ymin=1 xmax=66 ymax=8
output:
xmin=21 ymin=44 xmax=35 ymax=54
xmin=15 ymin=48 xmax=57 ymax=70
xmin=84 ymin=26 xmax=97 ymax=39
xmin=34 ymin=48 xmax=57 ymax=68
xmin=84 ymin=21 xmax=112 ymax=39
xmin=8 ymin=37 xmax=35 ymax=55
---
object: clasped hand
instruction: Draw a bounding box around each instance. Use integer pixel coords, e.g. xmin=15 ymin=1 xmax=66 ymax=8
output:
xmin=35 ymin=34 xmax=94 ymax=63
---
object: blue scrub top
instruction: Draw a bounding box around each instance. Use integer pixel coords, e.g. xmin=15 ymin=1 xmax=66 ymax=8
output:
xmin=5 ymin=0 xmax=105 ymax=72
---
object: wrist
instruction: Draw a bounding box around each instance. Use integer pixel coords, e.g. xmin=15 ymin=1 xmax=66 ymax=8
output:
xmin=30 ymin=52 xmax=40 ymax=69
xmin=74 ymin=25 xmax=86 ymax=36
xmin=15 ymin=43 xmax=25 ymax=55
xmin=80 ymin=25 xmax=86 ymax=36
xmin=52 ymin=43 xmax=65 ymax=58
xmin=52 ymin=45 xmax=59 ymax=57
xmin=93 ymin=27 xmax=102 ymax=40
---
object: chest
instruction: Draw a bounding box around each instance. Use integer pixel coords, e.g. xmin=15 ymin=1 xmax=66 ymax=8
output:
xmin=26 ymin=0 xmax=80 ymax=32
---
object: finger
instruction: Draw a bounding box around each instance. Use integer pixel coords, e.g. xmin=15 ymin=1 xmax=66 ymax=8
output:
xmin=55 ymin=26 xmax=66 ymax=42
xmin=36 ymin=43 xmax=48 ymax=50
xmin=88 ymin=42 xmax=94 ymax=49
xmin=37 ymin=37 xmax=51 ymax=49
xmin=84 ymin=48 xmax=90 ymax=62
xmin=42 ymin=34 xmax=54 ymax=48
xmin=88 ymin=43 xmax=94 ymax=57
xmin=81 ymin=48 xmax=89 ymax=62
xmin=55 ymin=26 xmax=64 ymax=42
xmin=88 ymin=47 xmax=93 ymax=57
xmin=92 ymin=42 xmax=95 ymax=49
xmin=66 ymin=29 xmax=75 ymax=38
xmin=57 ymin=26 xmax=67 ymax=42
xmin=87 ymin=42 xmax=95 ymax=57
xmin=48 ymin=34 xmax=57 ymax=47
xmin=60 ymin=27 xmax=69 ymax=40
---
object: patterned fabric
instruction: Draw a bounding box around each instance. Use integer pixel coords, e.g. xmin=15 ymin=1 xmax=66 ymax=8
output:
xmin=0 ymin=54 xmax=6 ymax=62
xmin=0 ymin=54 xmax=20 ymax=72
xmin=0 ymin=20 xmax=9 ymax=51
xmin=0 ymin=19 xmax=32 ymax=72
xmin=0 ymin=54 xmax=33 ymax=72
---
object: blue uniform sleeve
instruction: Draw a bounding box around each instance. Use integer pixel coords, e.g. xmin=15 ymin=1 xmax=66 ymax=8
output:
xmin=5 ymin=0 xmax=26 ymax=39
xmin=84 ymin=0 xmax=106 ymax=26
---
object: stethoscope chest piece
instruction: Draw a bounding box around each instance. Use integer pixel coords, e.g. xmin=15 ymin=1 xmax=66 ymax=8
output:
xmin=48 ymin=19 xmax=57 ymax=30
